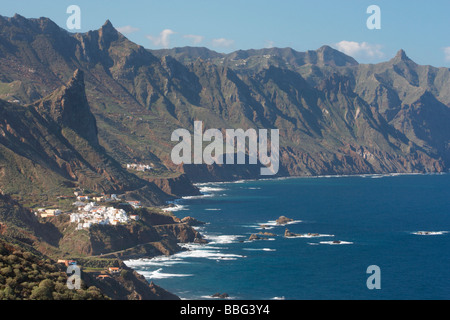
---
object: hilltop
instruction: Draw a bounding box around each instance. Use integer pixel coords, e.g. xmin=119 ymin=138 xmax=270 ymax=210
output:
xmin=0 ymin=15 xmax=448 ymax=185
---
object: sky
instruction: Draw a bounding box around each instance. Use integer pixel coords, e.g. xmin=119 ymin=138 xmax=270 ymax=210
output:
xmin=2 ymin=0 xmax=450 ymax=67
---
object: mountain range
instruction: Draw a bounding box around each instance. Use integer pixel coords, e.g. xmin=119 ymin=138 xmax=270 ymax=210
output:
xmin=0 ymin=13 xmax=449 ymax=300
xmin=1 ymin=15 xmax=448 ymax=197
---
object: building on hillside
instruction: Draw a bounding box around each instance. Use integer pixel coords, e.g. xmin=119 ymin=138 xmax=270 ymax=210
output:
xmin=127 ymin=201 xmax=142 ymax=209
xmin=108 ymin=267 xmax=121 ymax=274
xmin=126 ymin=163 xmax=153 ymax=172
xmin=57 ymin=260 xmax=77 ymax=267
xmin=40 ymin=209 xmax=62 ymax=218
xmin=93 ymin=196 xmax=105 ymax=202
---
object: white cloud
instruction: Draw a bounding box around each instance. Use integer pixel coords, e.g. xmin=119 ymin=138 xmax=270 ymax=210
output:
xmin=444 ymin=47 xmax=450 ymax=62
xmin=211 ymin=38 xmax=235 ymax=48
xmin=334 ymin=41 xmax=385 ymax=61
xmin=116 ymin=25 xmax=140 ymax=35
xmin=184 ymin=34 xmax=204 ymax=45
xmin=147 ymin=29 xmax=176 ymax=48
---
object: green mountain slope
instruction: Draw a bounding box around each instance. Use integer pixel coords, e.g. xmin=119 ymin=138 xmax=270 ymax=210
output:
xmin=0 ymin=14 xmax=448 ymax=185
xmin=0 ymin=68 xmax=172 ymax=205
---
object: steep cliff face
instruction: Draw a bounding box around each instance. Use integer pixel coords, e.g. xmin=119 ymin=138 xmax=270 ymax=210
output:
xmin=84 ymin=260 xmax=180 ymax=300
xmin=36 ymin=69 xmax=99 ymax=145
xmin=147 ymin=174 xmax=200 ymax=197
xmin=0 ymin=237 xmax=179 ymax=300
xmin=85 ymin=222 xmax=201 ymax=257
xmin=0 ymin=70 xmax=172 ymax=204
xmin=0 ymin=15 xmax=449 ymax=188
xmin=53 ymin=207 xmax=203 ymax=257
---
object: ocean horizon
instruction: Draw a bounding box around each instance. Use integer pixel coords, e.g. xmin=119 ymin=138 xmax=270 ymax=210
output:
xmin=125 ymin=173 xmax=450 ymax=300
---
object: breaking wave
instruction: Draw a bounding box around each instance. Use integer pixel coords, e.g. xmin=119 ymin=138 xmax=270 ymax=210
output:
xmin=412 ymin=231 xmax=448 ymax=236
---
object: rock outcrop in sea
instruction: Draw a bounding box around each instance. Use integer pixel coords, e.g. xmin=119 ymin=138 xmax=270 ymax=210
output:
xmin=276 ymin=216 xmax=294 ymax=225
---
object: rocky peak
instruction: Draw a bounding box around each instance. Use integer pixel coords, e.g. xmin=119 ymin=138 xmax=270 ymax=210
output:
xmin=391 ymin=49 xmax=416 ymax=65
xmin=6 ymin=14 xmax=32 ymax=31
xmin=65 ymin=69 xmax=85 ymax=95
xmin=315 ymin=45 xmax=359 ymax=67
xmin=395 ymin=49 xmax=408 ymax=60
xmin=36 ymin=69 xmax=99 ymax=145
xmin=101 ymin=20 xmax=116 ymax=33
xmin=98 ymin=19 xmax=119 ymax=46
xmin=11 ymin=13 xmax=28 ymax=23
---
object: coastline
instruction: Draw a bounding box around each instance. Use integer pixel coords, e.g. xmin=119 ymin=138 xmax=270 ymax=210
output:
xmin=125 ymin=170 xmax=449 ymax=299
xmin=191 ymin=171 xmax=447 ymax=187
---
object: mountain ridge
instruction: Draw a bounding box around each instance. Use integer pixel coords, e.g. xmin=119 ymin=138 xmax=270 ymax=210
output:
xmin=0 ymin=15 xmax=449 ymax=186
xmin=0 ymin=14 xmax=449 ymax=301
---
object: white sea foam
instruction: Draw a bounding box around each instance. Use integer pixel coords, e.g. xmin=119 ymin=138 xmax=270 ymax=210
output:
xmin=162 ymin=203 xmax=188 ymax=212
xmin=175 ymin=248 xmax=245 ymax=261
xmin=245 ymin=223 xmax=275 ymax=230
xmin=243 ymin=248 xmax=276 ymax=252
xmin=124 ymin=256 xmax=188 ymax=268
xmin=286 ymin=234 xmax=334 ymax=239
xmin=199 ymin=186 xmax=226 ymax=193
xmin=176 ymin=241 xmax=247 ymax=261
xmin=203 ymin=234 xmax=245 ymax=244
xmin=271 ymin=296 xmax=285 ymax=300
xmin=361 ymin=173 xmax=422 ymax=179
xmin=180 ymin=185 xmax=227 ymax=201
xmin=205 ymin=208 xmax=222 ymax=211
xmin=244 ymin=219 xmax=302 ymax=231
xmin=180 ymin=243 xmax=223 ymax=251
xmin=412 ymin=231 xmax=448 ymax=236
xmin=200 ymin=295 xmax=236 ymax=300
xmin=264 ymin=219 xmax=302 ymax=227
xmin=182 ymin=194 xmax=214 ymax=200
xmin=139 ymin=268 xmax=193 ymax=280
xmin=319 ymin=241 xmax=353 ymax=245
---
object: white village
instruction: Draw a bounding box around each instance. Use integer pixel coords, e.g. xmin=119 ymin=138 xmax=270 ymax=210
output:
xmin=35 ymin=192 xmax=141 ymax=230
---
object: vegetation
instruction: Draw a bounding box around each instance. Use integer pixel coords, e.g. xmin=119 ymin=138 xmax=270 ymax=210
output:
xmin=0 ymin=240 xmax=107 ymax=300
xmin=0 ymin=13 xmax=449 ymax=300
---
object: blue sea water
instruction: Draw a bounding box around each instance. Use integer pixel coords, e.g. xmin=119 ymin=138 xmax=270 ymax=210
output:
xmin=125 ymin=174 xmax=450 ymax=300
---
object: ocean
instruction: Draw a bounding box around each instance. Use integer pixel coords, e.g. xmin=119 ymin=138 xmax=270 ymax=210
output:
xmin=125 ymin=174 xmax=450 ymax=300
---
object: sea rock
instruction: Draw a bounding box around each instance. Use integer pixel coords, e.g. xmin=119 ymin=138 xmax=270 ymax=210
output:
xmin=194 ymin=236 xmax=208 ymax=244
xmin=284 ymin=229 xmax=299 ymax=238
xmin=258 ymin=232 xmax=276 ymax=237
xmin=181 ymin=216 xmax=206 ymax=226
xmin=212 ymin=293 xmax=229 ymax=299
xmin=276 ymin=216 xmax=294 ymax=225
xmin=249 ymin=234 xmax=261 ymax=241
xmin=305 ymin=233 xmax=320 ymax=237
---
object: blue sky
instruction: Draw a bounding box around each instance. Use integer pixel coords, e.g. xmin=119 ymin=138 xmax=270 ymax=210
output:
xmin=2 ymin=0 xmax=450 ymax=67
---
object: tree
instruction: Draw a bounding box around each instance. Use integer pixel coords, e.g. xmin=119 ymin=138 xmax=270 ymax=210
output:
xmin=30 ymin=279 xmax=54 ymax=300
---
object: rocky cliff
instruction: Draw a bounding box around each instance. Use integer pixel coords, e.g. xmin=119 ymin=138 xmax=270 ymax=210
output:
xmin=0 ymin=15 xmax=448 ymax=186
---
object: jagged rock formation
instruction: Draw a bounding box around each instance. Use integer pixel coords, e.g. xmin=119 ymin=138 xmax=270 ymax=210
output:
xmin=36 ymin=69 xmax=99 ymax=145
xmin=276 ymin=216 xmax=294 ymax=225
xmin=0 ymin=13 xmax=449 ymax=301
xmin=0 ymin=15 xmax=448 ymax=186
xmin=0 ymin=68 xmax=172 ymax=205
xmin=180 ymin=216 xmax=206 ymax=226
xmin=284 ymin=229 xmax=300 ymax=238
